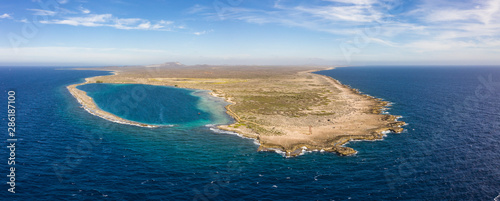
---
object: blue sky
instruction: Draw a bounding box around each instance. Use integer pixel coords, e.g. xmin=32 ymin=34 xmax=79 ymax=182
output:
xmin=1 ymin=0 xmax=500 ymax=66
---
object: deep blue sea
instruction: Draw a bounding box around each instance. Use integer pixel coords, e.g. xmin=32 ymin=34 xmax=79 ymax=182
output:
xmin=0 ymin=66 xmax=499 ymax=200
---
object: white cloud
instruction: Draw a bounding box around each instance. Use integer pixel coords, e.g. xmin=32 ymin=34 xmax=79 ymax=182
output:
xmin=40 ymin=14 xmax=175 ymax=31
xmin=0 ymin=13 xmax=12 ymax=19
xmin=193 ymin=29 xmax=213 ymax=35
xmin=186 ymin=4 xmax=209 ymax=14
xmin=423 ymin=0 xmax=500 ymax=24
xmin=324 ymin=0 xmax=378 ymax=5
xmin=211 ymin=0 xmax=393 ymax=33
xmin=27 ymin=8 xmax=57 ymax=16
xmin=195 ymin=0 xmax=500 ymax=60
xmin=46 ymin=14 xmax=111 ymax=26
xmin=13 ymin=0 xmax=500 ymax=64
xmin=370 ymin=37 xmax=399 ymax=47
xmin=79 ymin=6 xmax=91 ymax=14
xmin=401 ymin=0 xmax=500 ymax=52
xmin=205 ymin=0 xmax=431 ymax=46
xmin=207 ymin=0 xmax=499 ymax=53
xmin=294 ymin=4 xmax=383 ymax=22
xmin=137 ymin=22 xmax=151 ymax=29
xmin=150 ymin=20 xmax=174 ymax=29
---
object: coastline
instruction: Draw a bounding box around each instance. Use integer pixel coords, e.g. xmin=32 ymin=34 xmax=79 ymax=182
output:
xmin=68 ymin=66 xmax=405 ymax=157
xmin=212 ymin=70 xmax=405 ymax=156
xmin=67 ymin=78 xmax=159 ymax=128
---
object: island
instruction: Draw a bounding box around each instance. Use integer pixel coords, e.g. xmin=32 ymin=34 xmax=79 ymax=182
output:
xmin=68 ymin=63 xmax=405 ymax=157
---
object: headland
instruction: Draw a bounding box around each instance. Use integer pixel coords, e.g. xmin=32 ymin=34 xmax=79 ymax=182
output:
xmin=69 ymin=63 xmax=405 ymax=156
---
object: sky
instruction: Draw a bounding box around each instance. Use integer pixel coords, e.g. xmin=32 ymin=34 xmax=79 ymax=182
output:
xmin=0 ymin=0 xmax=500 ymax=66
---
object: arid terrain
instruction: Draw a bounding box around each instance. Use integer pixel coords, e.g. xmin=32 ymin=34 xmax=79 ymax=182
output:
xmin=70 ymin=63 xmax=405 ymax=156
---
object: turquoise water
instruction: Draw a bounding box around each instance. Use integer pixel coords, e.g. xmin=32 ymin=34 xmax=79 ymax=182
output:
xmin=77 ymin=84 xmax=232 ymax=127
xmin=0 ymin=67 xmax=499 ymax=200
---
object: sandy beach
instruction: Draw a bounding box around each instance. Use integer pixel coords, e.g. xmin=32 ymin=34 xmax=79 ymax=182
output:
xmin=67 ymin=82 xmax=158 ymax=128
xmin=69 ymin=64 xmax=405 ymax=156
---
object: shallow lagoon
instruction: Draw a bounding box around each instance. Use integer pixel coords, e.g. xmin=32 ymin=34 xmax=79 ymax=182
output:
xmin=77 ymin=84 xmax=232 ymax=127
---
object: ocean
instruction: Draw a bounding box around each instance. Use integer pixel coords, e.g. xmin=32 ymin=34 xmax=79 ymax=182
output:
xmin=0 ymin=66 xmax=499 ymax=200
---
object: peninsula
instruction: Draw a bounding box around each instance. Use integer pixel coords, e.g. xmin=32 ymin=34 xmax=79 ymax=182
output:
xmin=69 ymin=63 xmax=405 ymax=157
xmin=67 ymin=80 xmax=159 ymax=128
